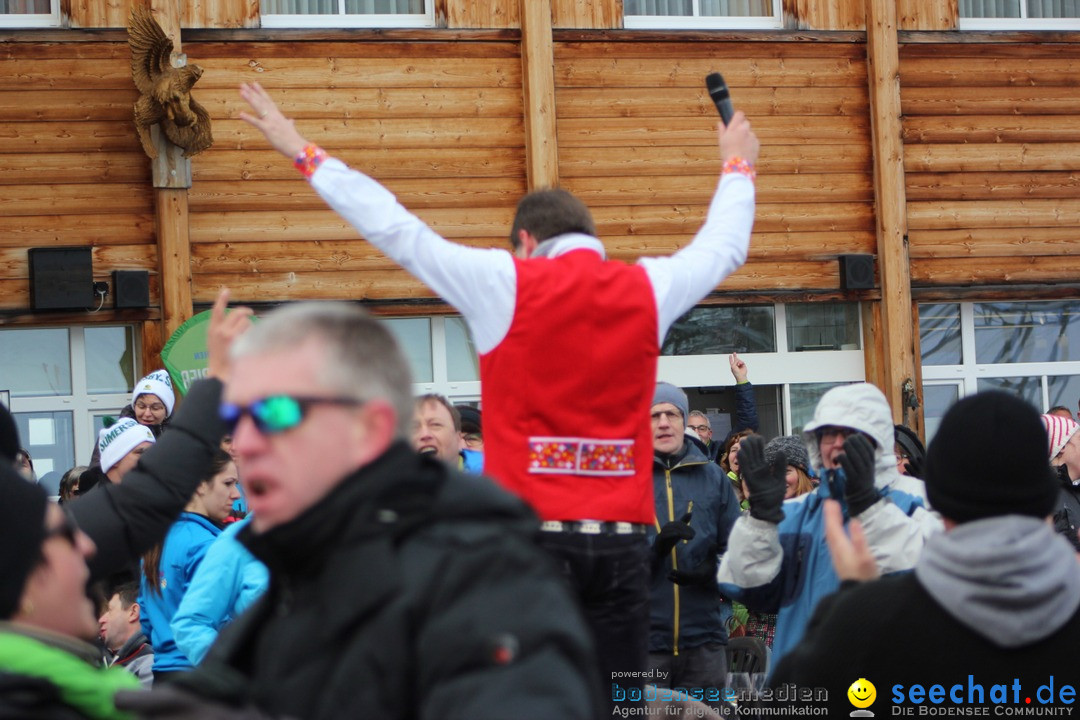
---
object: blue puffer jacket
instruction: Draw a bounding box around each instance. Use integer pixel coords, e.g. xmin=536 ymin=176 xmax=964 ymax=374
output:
xmin=648 ymin=440 xmax=742 ymax=653
xmin=171 ymin=516 xmax=269 ymax=665
xmin=139 ymin=512 xmax=221 ymax=672
xmin=717 ymin=383 xmax=942 ymax=673
xmin=722 ymin=474 xmax=925 ymax=667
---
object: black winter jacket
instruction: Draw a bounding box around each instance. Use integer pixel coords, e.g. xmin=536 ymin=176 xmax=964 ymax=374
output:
xmin=1053 ymin=468 xmax=1080 ymax=552
xmin=68 ymin=379 xmax=227 ymax=582
xmin=181 ymin=443 xmax=600 ymax=720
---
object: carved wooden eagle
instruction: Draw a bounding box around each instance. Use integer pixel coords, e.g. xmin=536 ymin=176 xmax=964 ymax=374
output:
xmin=128 ymin=4 xmax=213 ymax=159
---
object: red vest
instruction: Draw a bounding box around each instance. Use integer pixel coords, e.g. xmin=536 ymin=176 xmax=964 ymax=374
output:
xmin=480 ymin=249 xmax=658 ymax=523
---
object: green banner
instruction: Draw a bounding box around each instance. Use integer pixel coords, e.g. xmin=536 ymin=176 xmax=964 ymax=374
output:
xmin=160 ymin=310 xmax=213 ymax=396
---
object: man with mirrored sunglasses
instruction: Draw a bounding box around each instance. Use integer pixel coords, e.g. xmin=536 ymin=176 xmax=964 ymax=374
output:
xmin=118 ymin=299 xmax=599 ymax=720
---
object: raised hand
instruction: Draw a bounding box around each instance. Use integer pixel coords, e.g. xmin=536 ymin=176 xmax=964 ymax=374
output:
xmin=838 ymin=433 xmax=880 ymax=517
xmin=238 ymin=81 xmax=309 ymax=158
xmin=206 ymin=288 xmax=253 ymax=381
xmin=738 ymin=435 xmax=785 ymax=524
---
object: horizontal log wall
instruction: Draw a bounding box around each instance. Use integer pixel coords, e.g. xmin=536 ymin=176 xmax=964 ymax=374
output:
xmin=0 ymin=41 xmax=159 ymax=315
xmin=553 ymin=39 xmax=874 ymax=295
xmin=69 ymin=0 xmax=258 ymax=29
xmin=900 ymin=40 xmax=1080 ymax=290
xmin=183 ymin=39 xmax=525 ymax=306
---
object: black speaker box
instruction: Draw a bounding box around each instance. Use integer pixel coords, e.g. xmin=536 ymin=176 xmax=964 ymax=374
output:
xmin=839 ymin=254 xmax=875 ymax=290
xmin=113 ymin=270 xmax=150 ymax=309
xmin=29 ymin=247 xmax=93 ymax=310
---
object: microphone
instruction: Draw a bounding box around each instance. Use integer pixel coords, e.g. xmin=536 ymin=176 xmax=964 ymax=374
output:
xmin=705 ymin=72 xmax=734 ymax=126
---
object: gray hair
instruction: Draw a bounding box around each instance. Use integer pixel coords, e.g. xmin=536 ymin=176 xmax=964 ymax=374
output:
xmin=231 ymin=302 xmax=414 ymax=438
xmin=688 ymin=410 xmax=710 ymax=424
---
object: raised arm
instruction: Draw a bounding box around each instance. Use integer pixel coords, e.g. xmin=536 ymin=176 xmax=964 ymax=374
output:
xmin=236 ymin=82 xmax=515 ymax=354
xmin=70 ymin=290 xmax=249 ymax=581
xmin=639 ymin=113 xmax=761 ymax=342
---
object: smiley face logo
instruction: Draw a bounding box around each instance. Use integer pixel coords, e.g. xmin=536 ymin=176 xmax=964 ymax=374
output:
xmin=848 ymin=678 xmax=876 ymax=709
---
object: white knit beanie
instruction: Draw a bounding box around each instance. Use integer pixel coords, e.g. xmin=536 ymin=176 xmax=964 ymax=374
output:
xmin=1040 ymin=413 xmax=1079 ymax=460
xmin=99 ymin=418 xmax=155 ymax=473
xmin=132 ymin=370 xmax=175 ymax=417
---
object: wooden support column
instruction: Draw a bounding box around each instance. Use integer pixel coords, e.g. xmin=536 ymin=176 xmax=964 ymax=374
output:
xmin=865 ymin=0 xmax=921 ymax=433
xmin=519 ymin=0 xmax=558 ymax=190
xmin=149 ymin=0 xmax=194 ymax=352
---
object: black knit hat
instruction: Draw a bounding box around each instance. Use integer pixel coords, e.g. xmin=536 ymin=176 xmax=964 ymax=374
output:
xmin=0 ymin=462 xmax=48 ymax=619
xmin=0 ymin=403 xmax=18 ymax=463
xmin=765 ymin=435 xmax=811 ymax=475
xmin=456 ymin=405 xmax=482 ymax=435
xmin=925 ymin=391 xmax=1058 ymax=523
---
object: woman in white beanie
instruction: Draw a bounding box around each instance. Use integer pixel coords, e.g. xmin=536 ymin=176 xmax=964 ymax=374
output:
xmin=129 ymin=370 xmax=176 ymax=431
xmin=89 ymin=370 xmax=175 ymax=470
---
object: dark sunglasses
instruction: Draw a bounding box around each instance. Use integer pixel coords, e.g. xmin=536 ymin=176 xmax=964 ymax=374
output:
xmin=219 ymin=395 xmax=364 ymax=435
xmin=44 ymin=509 xmax=80 ymax=547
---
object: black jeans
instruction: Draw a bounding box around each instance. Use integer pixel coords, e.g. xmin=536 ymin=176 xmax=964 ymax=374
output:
xmin=536 ymin=532 xmax=649 ymax=715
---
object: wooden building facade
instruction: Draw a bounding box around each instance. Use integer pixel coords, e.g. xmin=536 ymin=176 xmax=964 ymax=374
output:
xmin=2 ymin=0 xmax=1080 ymax=471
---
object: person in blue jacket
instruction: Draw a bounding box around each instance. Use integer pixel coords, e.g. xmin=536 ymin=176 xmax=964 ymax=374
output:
xmin=717 ymin=383 xmax=942 ymax=672
xmin=170 ymin=514 xmax=269 ymax=665
xmin=139 ymin=449 xmax=240 ymax=682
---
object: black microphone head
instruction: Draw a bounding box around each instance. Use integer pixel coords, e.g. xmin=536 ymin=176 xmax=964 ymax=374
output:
xmin=705 ymin=72 xmax=734 ymax=125
xmin=706 ymin=72 xmax=729 ymax=100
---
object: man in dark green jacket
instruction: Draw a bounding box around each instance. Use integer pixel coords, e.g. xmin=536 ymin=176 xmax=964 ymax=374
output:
xmin=647 ymin=382 xmax=741 ymax=702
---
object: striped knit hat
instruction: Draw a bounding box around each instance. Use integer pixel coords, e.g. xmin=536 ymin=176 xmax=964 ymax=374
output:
xmin=1041 ymin=413 xmax=1079 ymax=460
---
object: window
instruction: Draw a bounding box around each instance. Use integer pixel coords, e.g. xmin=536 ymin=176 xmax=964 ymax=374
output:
xmin=786 ymin=303 xmax=861 ymax=352
xmin=260 ymin=0 xmax=433 ymax=27
xmin=624 ymin=0 xmax=782 ymax=28
xmin=960 ymin=0 xmax=1080 ymax=29
xmin=659 ymin=302 xmax=866 ymax=436
xmin=0 ymin=0 xmax=59 ymax=27
xmin=919 ymin=300 xmax=1080 ymax=441
xmin=662 ymin=305 xmax=776 ymax=356
xmin=919 ymin=303 xmax=963 ymax=366
xmin=385 ymin=315 xmax=481 ymax=402
xmin=1 ymin=326 xmax=137 ymax=493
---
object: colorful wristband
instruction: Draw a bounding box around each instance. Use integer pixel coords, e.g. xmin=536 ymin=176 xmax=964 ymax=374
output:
xmin=723 ymin=156 xmax=756 ymax=182
xmin=293 ymin=144 xmax=328 ymax=179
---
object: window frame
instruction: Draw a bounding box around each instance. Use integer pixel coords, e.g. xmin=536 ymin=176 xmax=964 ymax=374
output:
xmin=959 ymin=0 xmax=1080 ymax=30
xmin=0 ymin=1 xmax=60 ymax=27
xmin=260 ymin=0 xmax=434 ymax=28
xmin=3 ymin=325 xmax=137 ymax=468
xmin=623 ymin=0 xmax=784 ymax=30
xmin=657 ymin=302 xmax=866 ymax=436
xmin=920 ymin=300 xmax=1080 ymax=412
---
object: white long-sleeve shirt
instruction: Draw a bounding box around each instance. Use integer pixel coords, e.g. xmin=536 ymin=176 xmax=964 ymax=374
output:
xmin=309 ymin=159 xmax=755 ymax=353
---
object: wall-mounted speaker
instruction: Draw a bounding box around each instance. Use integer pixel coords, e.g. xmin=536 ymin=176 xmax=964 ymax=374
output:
xmin=29 ymin=247 xmax=93 ymax=310
xmin=839 ymin=254 xmax=875 ymax=290
xmin=113 ymin=270 xmax=150 ymax=309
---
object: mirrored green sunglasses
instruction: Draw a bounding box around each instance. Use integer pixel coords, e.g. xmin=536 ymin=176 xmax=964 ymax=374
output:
xmin=219 ymin=395 xmax=363 ymax=435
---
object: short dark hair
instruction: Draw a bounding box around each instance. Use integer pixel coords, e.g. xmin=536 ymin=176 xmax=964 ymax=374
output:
xmin=113 ymin=580 xmax=140 ymax=610
xmin=416 ymin=394 xmax=461 ymax=433
xmin=509 ymin=189 xmax=597 ymax=250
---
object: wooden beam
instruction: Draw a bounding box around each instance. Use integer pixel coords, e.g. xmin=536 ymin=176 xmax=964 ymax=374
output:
xmin=866 ymin=0 xmax=918 ymax=425
xmin=156 ymin=190 xmax=193 ymax=341
xmin=148 ymin=1 xmax=194 ymax=350
xmin=519 ymin=0 xmax=558 ymax=189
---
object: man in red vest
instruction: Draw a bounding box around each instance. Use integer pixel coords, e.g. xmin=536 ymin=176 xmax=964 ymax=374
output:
xmin=240 ymin=80 xmax=759 ymax=707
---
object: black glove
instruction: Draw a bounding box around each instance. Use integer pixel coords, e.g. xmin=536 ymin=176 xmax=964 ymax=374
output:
xmin=738 ymin=435 xmax=786 ymax=524
xmin=839 ymin=433 xmax=880 ymax=516
xmin=653 ymin=512 xmax=695 ymax=557
xmin=667 ymin=547 xmax=718 ymax=586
